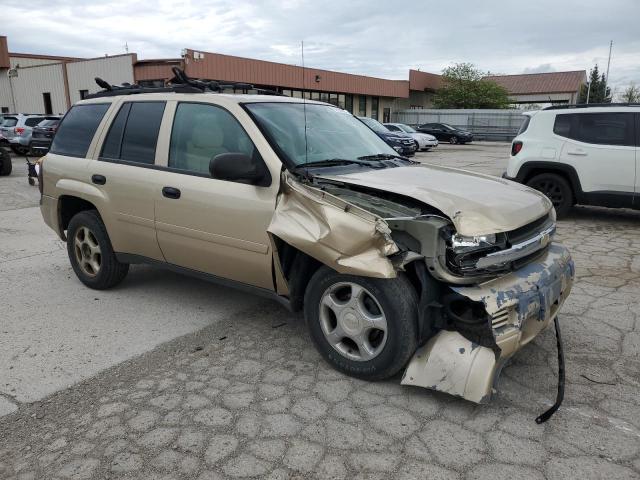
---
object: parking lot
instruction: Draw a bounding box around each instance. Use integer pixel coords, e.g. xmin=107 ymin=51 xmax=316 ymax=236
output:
xmin=1 ymin=142 xmax=639 ymax=479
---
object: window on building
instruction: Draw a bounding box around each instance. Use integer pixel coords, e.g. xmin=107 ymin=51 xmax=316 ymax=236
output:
xmin=79 ymin=90 xmax=89 ymax=100
xmin=345 ymin=95 xmax=353 ymax=113
xmin=311 ymin=92 xmax=320 ymax=101
xmin=101 ymin=102 xmax=166 ymax=164
xmin=42 ymin=93 xmax=52 ymax=115
xmin=303 ymin=91 xmax=312 ymax=100
xmin=338 ymin=94 xmax=346 ymax=110
xmin=383 ymin=107 xmax=391 ymax=123
xmin=328 ymin=93 xmax=338 ymax=106
xmin=371 ymin=97 xmax=379 ymax=120
xmin=50 ymin=103 xmax=110 ymax=158
xmin=282 ymin=89 xmax=292 ymax=97
xmin=359 ymin=96 xmax=366 ymax=116
xmin=168 ymin=102 xmax=258 ymax=177
xmin=320 ymin=92 xmax=329 ymax=103
xmin=1 ymin=107 xmax=8 ymax=114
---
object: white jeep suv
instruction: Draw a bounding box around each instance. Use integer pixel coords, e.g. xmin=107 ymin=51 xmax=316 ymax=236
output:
xmin=504 ymin=104 xmax=639 ymax=217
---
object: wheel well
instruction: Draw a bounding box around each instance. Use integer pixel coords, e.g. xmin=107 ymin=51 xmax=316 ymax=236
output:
xmin=59 ymin=196 xmax=98 ymax=232
xmin=272 ymin=237 xmax=323 ymax=312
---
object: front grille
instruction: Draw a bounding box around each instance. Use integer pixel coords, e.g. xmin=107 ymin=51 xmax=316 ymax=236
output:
xmin=507 ymin=213 xmax=551 ymax=245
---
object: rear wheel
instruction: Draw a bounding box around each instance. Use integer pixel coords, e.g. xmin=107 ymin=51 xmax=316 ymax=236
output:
xmin=67 ymin=210 xmax=129 ymax=289
xmin=304 ymin=266 xmax=418 ymax=380
xmin=11 ymin=145 xmax=29 ymax=156
xmin=526 ymin=173 xmax=573 ymax=218
xmin=0 ymin=148 xmax=11 ymax=175
xmin=449 ymin=136 xmax=458 ymax=144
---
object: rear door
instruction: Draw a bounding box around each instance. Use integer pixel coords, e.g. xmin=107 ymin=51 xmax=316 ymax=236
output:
xmin=91 ymin=100 xmax=168 ymax=261
xmin=557 ymin=112 xmax=636 ymax=205
xmin=153 ymin=101 xmax=277 ymax=289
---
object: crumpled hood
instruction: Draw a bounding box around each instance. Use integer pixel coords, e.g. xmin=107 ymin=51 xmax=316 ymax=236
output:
xmin=317 ymin=163 xmax=552 ymax=236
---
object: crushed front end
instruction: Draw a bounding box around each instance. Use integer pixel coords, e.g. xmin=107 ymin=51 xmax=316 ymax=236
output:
xmin=401 ymin=243 xmax=574 ymax=403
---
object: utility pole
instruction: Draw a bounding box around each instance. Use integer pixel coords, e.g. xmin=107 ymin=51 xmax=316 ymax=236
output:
xmin=604 ymin=40 xmax=613 ymax=100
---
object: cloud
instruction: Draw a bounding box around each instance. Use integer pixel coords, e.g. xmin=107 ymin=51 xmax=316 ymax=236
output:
xmin=2 ymin=0 xmax=639 ymax=89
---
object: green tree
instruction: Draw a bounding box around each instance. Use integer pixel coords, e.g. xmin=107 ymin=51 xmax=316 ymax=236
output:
xmin=434 ymin=63 xmax=510 ymax=109
xmin=578 ymin=64 xmax=612 ymax=103
xmin=619 ymin=83 xmax=639 ymax=103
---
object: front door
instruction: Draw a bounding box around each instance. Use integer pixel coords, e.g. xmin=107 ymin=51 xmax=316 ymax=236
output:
xmin=153 ymin=101 xmax=277 ymax=289
xmin=557 ymin=112 xmax=636 ymax=203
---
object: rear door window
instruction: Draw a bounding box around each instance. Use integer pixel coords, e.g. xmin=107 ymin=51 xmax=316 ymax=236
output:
xmin=50 ymin=104 xmax=110 ymax=157
xmin=574 ymin=113 xmax=634 ymax=146
xmin=100 ymin=102 xmax=166 ymax=164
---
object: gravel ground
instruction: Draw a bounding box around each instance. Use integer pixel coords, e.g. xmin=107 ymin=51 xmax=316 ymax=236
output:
xmin=0 ymin=145 xmax=639 ymax=479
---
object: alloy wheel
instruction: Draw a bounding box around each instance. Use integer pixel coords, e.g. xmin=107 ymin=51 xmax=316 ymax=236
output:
xmin=531 ymin=179 xmax=564 ymax=207
xmin=449 ymin=136 xmax=458 ymax=144
xmin=319 ymin=282 xmax=388 ymax=362
xmin=74 ymin=226 xmax=102 ymax=277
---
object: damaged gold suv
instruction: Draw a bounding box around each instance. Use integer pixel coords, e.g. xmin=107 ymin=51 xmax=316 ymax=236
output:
xmin=39 ymin=74 xmax=574 ymax=405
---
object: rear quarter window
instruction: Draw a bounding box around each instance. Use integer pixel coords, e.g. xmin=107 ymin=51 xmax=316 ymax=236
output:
xmin=517 ymin=115 xmax=531 ymax=135
xmin=25 ymin=117 xmax=45 ymax=127
xmin=50 ymin=104 xmax=110 ymax=158
xmin=2 ymin=117 xmax=18 ymax=127
xmin=553 ymin=114 xmax=572 ymax=138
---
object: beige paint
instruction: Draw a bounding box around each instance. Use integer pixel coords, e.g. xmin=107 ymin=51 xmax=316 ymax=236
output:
xmin=319 ymin=163 xmax=552 ymax=236
xmin=268 ymin=173 xmax=399 ymax=278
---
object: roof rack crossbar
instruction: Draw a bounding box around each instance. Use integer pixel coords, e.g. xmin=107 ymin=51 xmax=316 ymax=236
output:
xmin=543 ymin=103 xmax=640 ymax=110
xmin=87 ymin=68 xmax=285 ymax=99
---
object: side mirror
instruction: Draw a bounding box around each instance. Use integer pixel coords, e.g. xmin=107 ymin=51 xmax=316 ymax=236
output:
xmin=209 ymin=152 xmax=271 ymax=187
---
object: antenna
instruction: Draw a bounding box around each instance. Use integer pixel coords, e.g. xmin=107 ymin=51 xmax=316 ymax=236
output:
xmin=301 ymin=41 xmax=309 ymax=168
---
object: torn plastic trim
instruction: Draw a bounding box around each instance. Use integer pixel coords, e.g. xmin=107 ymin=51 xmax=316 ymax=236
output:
xmin=267 ymin=172 xmax=400 ymax=279
xmin=402 ymin=243 xmax=574 ymax=404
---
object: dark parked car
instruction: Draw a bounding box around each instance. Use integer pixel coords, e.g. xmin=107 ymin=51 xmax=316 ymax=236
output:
xmin=30 ymin=117 xmax=61 ymax=155
xmin=416 ymin=123 xmax=473 ymax=144
xmin=357 ymin=117 xmax=416 ymax=156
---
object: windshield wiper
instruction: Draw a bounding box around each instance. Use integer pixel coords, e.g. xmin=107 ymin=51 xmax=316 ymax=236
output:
xmin=358 ymin=153 xmax=406 ymax=161
xmin=293 ymin=158 xmax=377 ymax=170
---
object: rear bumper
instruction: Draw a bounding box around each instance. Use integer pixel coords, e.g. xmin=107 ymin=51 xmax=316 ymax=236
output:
xmin=30 ymin=139 xmax=52 ymax=152
xmin=40 ymin=194 xmax=62 ymax=239
xmin=402 ymin=243 xmax=574 ymax=403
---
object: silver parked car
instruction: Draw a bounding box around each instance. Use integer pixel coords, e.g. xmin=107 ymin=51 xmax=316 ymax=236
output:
xmin=384 ymin=123 xmax=438 ymax=151
xmin=0 ymin=114 xmax=52 ymax=155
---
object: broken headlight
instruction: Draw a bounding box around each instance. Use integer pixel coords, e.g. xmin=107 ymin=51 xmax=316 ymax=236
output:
xmin=445 ymin=229 xmax=507 ymax=275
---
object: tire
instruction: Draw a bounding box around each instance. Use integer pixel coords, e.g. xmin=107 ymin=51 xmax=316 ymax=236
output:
xmin=414 ymin=140 xmax=420 ymax=151
xmin=449 ymin=136 xmax=458 ymax=144
xmin=0 ymin=148 xmax=11 ymax=176
xmin=304 ymin=266 xmax=418 ymax=381
xmin=11 ymin=145 xmax=29 ymax=156
xmin=67 ymin=210 xmax=129 ymax=289
xmin=526 ymin=173 xmax=573 ymax=218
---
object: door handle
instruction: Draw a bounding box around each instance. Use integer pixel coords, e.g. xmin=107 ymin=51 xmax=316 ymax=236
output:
xmin=91 ymin=174 xmax=106 ymax=185
xmin=567 ymin=149 xmax=587 ymax=156
xmin=162 ymin=186 xmax=181 ymax=199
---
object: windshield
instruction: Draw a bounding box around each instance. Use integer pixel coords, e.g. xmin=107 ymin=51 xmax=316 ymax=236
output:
xmin=246 ymin=103 xmax=397 ymax=166
xmin=358 ymin=116 xmax=388 ymax=134
xmin=398 ymin=124 xmax=416 ymax=133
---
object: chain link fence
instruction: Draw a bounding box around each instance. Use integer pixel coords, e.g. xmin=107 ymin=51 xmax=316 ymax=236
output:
xmin=392 ymin=109 xmax=526 ymax=141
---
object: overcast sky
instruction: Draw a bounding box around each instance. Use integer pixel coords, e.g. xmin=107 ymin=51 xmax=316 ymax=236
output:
xmin=4 ymin=0 xmax=639 ymax=94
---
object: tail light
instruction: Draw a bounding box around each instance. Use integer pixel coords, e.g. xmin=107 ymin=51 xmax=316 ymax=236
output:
xmin=511 ymin=141 xmax=523 ymax=156
xmin=15 ymin=127 xmax=25 ymax=136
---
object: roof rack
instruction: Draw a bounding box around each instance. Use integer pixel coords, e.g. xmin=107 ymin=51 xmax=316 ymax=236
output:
xmin=543 ymin=103 xmax=640 ymax=110
xmin=85 ymin=67 xmax=284 ymax=99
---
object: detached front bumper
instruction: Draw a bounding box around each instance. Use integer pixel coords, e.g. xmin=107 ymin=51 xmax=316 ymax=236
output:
xmin=402 ymin=243 xmax=574 ymax=403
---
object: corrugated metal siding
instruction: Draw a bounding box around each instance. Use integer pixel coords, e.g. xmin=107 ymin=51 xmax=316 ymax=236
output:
xmin=67 ymin=55 xmax=135 ymax=104
xmin=11 ymin=63 xmax=67 ymax=113
xmin=134 ymin=63 xmax=177 ymax=81
xmin=0 ymin=74 xmax=14 ymax=111
xmin=394 ymin=109 xmax=526 ymax=141
xmin=409 ymin=69 xmax=442 ymax=91
xmin=486 ymin=71 xmax=586 ymax=95
xmin=185 ymin=50 xmax=409 ymax=98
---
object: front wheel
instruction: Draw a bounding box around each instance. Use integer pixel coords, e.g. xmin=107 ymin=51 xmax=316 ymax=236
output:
xmin=304 ymin=266 xmax=418 ymax=380
xmin=67 ymin=210 xmax=129 ymax=289
xmin=0 ymin=148 xmax=11 ymax=175
xmin=526 ymin=173 xmax=573 ymax=218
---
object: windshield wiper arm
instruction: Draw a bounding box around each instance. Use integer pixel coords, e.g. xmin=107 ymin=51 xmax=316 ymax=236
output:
xmin=357 ymin=153 xmax=405 ymax=161
xmin=293 ymin=158 xmax=375 ymax=170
